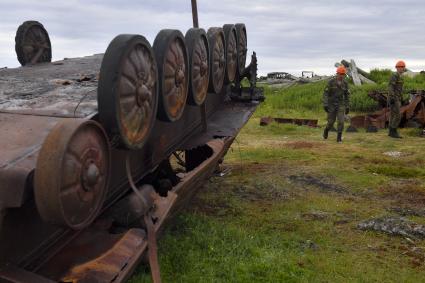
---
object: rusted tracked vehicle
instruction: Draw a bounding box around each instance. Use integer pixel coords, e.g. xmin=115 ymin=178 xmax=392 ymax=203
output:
xmin=0 ymin=2 xmax=263 ymax=283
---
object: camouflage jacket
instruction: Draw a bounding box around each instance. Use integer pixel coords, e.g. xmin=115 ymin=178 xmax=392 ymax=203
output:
xmin=388 ymin=72 xmax=403 ymax=100
xmin=323 ymin=77 xmax=350 ymax=109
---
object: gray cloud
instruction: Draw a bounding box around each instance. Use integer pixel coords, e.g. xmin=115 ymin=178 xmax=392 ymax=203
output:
xmin=0 ymin=0 xmax=424 ymax=75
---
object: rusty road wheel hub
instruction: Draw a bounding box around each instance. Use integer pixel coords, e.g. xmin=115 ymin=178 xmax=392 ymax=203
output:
xmin=34 ymin=120 xmax=111 ymax=230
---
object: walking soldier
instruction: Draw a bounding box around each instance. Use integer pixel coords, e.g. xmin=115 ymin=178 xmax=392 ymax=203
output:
xmin=388 ymin=60 xmax=406 ymax=139
xmin=323 ymin=66 xmax=350 ymax=143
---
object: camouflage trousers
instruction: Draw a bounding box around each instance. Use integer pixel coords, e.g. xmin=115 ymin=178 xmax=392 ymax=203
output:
xmin=326 ymin=105 xmax=345 ymax=133
xmin=389 ymin=100 xmax=401 ymax=129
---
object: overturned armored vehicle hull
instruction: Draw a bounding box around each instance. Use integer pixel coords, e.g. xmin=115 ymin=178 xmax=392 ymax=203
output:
xmin=0 ymin=9 xmax=262 ymax=282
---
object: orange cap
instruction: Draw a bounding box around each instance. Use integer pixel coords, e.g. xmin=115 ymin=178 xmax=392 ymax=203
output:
xmin=396 ymin=60 xmax=406 ymax=68
xmin=336 ymin=66 xmax=347 ymax=75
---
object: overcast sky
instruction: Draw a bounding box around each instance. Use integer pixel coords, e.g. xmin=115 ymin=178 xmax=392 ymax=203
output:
xmin=0 ymin=0 xmax=424 ymax=75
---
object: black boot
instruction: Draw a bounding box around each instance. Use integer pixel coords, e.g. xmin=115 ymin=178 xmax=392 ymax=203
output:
xmin=337 ymin=132 xmax=342 ymax=143
xmin=389 ymin=127 xmax=402 ymax=139
xmin=323 ymin=128 xmax=329 ymax=140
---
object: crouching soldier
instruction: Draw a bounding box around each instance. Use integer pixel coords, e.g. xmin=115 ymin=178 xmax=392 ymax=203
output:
xmin=323 ymin=66 xmax=350 ymax=143
xmin=388 ymin=60 xmax=406 ymax=139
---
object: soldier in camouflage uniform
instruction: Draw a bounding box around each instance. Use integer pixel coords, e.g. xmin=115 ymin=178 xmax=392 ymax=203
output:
xmin=323 ymin=66 xmax=350 ymax=143
xmin=388 ymin=60 xmax=406 ymax=138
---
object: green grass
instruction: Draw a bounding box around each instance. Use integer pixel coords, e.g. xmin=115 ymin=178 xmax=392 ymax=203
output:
xmin=130 ymin=73 xmax=425 ymax=282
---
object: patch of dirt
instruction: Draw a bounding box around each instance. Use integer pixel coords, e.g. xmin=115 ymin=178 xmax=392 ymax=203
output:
xmin=379 ymin=180 xmax=425 ymax=208
xmin=289 ymin=175 xmax=350 ymax=195
xmin=389 ymin=207 xmax=425 ymax=217
xmin=301 ymin=210 xmax=355 ymax=225
xmin=286 ymin=141 xmax=318 ymax=149
xmin=333 ymin=211 xmax=356 ymax=225
xmin=233 ymin=182 xmax=290 ymax=202
xmin=188 ymin=194 xmax=239 ymax=217
xmin=301 ymin=210 xmax=330 ymax=221
xmin=358 ymin=216 xmax=425 ymax=239
xmin=399 ymin=245 xmax=425 ymax=267
xmin=229 ymin=162 xmax=277 ymax=175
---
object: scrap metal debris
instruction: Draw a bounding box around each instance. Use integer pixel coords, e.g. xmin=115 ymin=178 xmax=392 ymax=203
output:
xmin=260 ymin=71 xmax=330 ymax=88
xmin=358 ymin=216 xmax=425 ymax=239
xmin=260 ymin=116 xmax=318 ymax=127
xmin=368 ymin=90 xmax=391 ymax=108
xmin=349 ymin=90 xmax=425 ymax=131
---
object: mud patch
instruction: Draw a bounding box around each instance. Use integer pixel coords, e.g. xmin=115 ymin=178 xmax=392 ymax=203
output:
xmin=286 ymin=141 xmax=317 ymax=149
xmin=233 ymin=181 xmax=290 ymax=202
xmin=358 ymin=216 xmax=425 ymax=239
xmin=301 ymin=210 xmax=330 ymax=221
xmin=229 ymin=162 xmax=279 ymax=176
xmin=379 ymin=180 xmax=425 ymax=208
xmin=289 ymin=175 xmax=349 ymax=195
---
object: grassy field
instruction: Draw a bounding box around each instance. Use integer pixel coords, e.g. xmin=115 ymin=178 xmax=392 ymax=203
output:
xmin=130 ymin=73 xmax=425 ymax=282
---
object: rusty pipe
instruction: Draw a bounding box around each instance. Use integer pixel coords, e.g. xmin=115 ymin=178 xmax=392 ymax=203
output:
xmin=191 ymin=0 xmax=199 ymax=28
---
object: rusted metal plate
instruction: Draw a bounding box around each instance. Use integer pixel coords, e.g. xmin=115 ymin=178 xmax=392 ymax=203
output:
xmin=0 ymin=55 xmax=102 ymax=117
xmin=41 ymin=228 xmax=147 ymax=283
xmin=181 ymin=101 xmax=257 ymax=150
xmin=0 ymin=114 xmax=61 ymax=170
xmin=0 ymin=114 xmax=64 ymax=209
xmin=350 ymin=115 xmax=366 ymax=129
xmin=0 ymin=265 xmax=55 ymax=283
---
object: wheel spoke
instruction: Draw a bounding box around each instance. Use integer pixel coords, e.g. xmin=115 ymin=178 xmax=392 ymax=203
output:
xmin=169 ymin=41 xmax=179 ymax=61
xmin=122 ymin=58 xmax=138 ymax=81
xmin=129 ymin=48 xmax=142 ymax=74
xmin=119 ymin=75 xmax=137 ymax=97
xmin=138 ymin=47 xmax=149 ymax=75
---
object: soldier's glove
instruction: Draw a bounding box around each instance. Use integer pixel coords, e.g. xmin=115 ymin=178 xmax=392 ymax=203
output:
xmin=389 ymin=98 xmax=395 ymax=105
xmin=345 ymin=108 xmax=349 ymax=115
xmin=324 ymin=106 xmax=329 ymax=113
